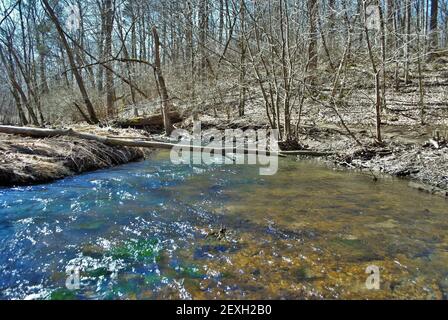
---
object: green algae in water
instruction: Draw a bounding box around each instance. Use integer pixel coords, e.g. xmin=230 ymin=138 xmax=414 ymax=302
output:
xmin=144 ymin=273 xmax=164 ymax=287
xmin=81 ymin=244 xmax=105 ymax=259
xmin=180 ymin=265 xmax=204 ymax=279
xmin=109 ymin=239 xmax=161 ymax=262
xmin=332 ymin=238 xmax=366 ymax=249
xmin=84 ymin=267 xmax=113 ymax=278
xmin=50 ymin=288 xmax=78 ymax=300
xmin=73 ymin=219 xmax=107 ymax=231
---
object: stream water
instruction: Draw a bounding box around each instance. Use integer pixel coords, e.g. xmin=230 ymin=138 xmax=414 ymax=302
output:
xmin=0 ymin=151 xmax=447 ymax=300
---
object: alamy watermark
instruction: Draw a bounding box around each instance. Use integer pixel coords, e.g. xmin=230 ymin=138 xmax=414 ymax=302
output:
xmin=365 ymin=265 xmax=381 ymax=290
xmin=65 ymin=266 xmax=80 ymax=291
xmin=65 ymin=4 xmax=81 ymax=33
xmin=365 ymin=5 xmax=381 ymax=31
xmin=169 ymin=122 xmax=280 ymax=176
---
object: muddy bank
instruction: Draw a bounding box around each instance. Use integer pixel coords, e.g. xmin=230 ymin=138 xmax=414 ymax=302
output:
xmin=0 ymin=127 xmax=148 ymax=187
xmin=295 ymin=124 xmax=448 ymax=197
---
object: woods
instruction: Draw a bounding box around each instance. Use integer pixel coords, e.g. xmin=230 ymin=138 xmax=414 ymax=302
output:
xmin=0 ymin=0 xmax=446 ymax=141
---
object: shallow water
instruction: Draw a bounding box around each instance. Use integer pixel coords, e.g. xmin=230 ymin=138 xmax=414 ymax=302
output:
xmin=0 ymin=151 xmax=447 ymax=300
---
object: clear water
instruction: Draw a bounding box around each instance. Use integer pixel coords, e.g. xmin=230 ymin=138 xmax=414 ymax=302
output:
xmin=0 ymin=151 xmax=447 ymax=300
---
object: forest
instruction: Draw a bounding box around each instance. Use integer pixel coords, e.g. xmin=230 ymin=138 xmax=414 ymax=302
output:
xmin=0 ymin=0 xmax=445 ymax=130
xmin=0 ymin=0 xmax=448 ymax=301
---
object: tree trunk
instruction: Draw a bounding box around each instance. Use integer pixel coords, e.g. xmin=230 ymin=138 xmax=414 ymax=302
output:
xmin=238 ymin=0 xmax=247 ymax=117
xmin=405 ymin=0 xmax=411 ymax=84
xmin=0 ymin=46 xmax=39 ymax=126
xmin=219 ymin=0 xmax=225 ymax=43
xmin=0 ymin=125 xmax=315 ymax=156
xmin=152 ymin=26 xmax=174 ymax=136
xmin=430 ymin=0 xmax=439 ymax=50
xmin=9 ymin=88 xmax=28 ymax=126
xmin=386 ymin=0 xmax=395 ymax=47
xmin=36 ymin=30 xmax=49 ymax=95
xmin=104 ymin=0 xmax=116 ymax=117
xmin=199 ymin=0 xmax=209 ymax=80
xmin=308 ymin=0 xmax=318 ymax=85
xmin=42 ymin=0 xmax=99 ymax=124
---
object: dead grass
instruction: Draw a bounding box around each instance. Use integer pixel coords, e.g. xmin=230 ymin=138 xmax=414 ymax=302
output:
xmin=0 ymin=125 xmax=149 ymax=186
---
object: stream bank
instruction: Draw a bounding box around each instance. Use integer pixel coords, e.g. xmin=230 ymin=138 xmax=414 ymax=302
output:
xmin=0 ymin=118 xmax=447 ymax=196
xmin=180 ymin=116 xmax=448 ymax=197
xmin=0 ymin=126 xmax=148 ymax=186
xmin=300 ymin=124 xmax=448 ymax=197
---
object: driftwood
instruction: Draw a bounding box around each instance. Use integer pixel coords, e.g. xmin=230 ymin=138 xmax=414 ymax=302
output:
xmin=280 ymin=150 xmax=335 ymax=156
xmin=115 ymin=112 xmax=182 ymax=129
xmin=0 ymin=125 xmax=333 ymax=158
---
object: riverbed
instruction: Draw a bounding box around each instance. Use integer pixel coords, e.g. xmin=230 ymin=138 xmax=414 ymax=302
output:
xmin=0 ymin=151 xmax=447 ymax=299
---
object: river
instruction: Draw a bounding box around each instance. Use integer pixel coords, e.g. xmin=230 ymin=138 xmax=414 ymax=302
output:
xmin=0 ymin=151 xmax=447 ymax=299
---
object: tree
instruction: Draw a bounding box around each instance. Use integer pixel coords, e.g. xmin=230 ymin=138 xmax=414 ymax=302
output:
xmin=41 ymin=0 xmax=99 ymax=124
xmin=238 ymin=0 xmax=247 ymax=117
xmin=308 ymin=0 xmax=319 ymax=86
xmin=104 ymin=0 xmax=116 ymax=117
xmin=152 ymin=26 xmax=174 ymax=135
xmin=430 ymin=0 xmax=439 ymax=51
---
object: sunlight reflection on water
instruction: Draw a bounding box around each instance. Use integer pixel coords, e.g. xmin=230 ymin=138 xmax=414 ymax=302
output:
xmin=0 ymin=151 xmax=447 ymax=300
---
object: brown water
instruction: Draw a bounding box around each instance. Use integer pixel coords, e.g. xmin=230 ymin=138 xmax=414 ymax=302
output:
xmin=1 ymin=151 xmax=447 ymax=300
xmin=169 ymin=155 xmax=448 ymax=299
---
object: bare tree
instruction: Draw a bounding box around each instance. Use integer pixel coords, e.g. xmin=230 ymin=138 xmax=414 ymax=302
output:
xmin=41 ymin=0 xmax=99 ymax=124
xmin=430 ymin=0 xmax=439 ymax=51
xmin=152 ymin=26 xmax=174 ymax=135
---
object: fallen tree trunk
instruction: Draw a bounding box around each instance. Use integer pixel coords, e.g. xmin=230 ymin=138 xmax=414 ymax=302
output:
xmin=280 ymin=150 xmax=335 ymax=156
xmin=0 ymin=125 xmax=279 ymax=156
xmin=0 ymin=125 xmax=333 ymax=157
xmin=115 ymin=111 xmax=182 ymax=130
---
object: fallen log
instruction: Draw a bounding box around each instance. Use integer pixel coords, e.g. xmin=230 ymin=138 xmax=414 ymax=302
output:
xmin=0 ymin=125 xmax=333 ymax=158
xmin=115 ymin=111 xmax=182 ymax=129
xmin=280 ymin=150 xmax=335 ymax=156
xmin=0 ymin=125 xmax=277 ymax=156
xmin=408 ymin=182 xmax=448 ymax=197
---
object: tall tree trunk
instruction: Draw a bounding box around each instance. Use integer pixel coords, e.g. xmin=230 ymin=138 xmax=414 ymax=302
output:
xmin=378 ymin=1 xmax=387 ymax=111
xmin=117 ymin=13 xmax=136 ymax=105
xmin=97 ymin=1 xmax=106 ymax=93
xmin=152 ymin=27 xmax=174 ymax=136
xmin=104 ymin=0 xmax=116 ymax=117
xmin=199 ymin=0 xmax=209 ymax=80
xmin=308 ymin=0 xmax=318 ymax=86
xmin=36 ymin=30 xmax=49 ymax=95
xmin=386 ymin=0 xmax=395 ymax=47
xmin=185 ymin=1 xmax=196 ymax=119
xmin=405 ymin=0 xmax=411 ymax=83
xmin=363 ymin=1 xmax=382 ymax=142
xmin=430 ymin=0 xmax=439 ymax=51
xmin=10 ymin=88 xmax=28 ymax=126
xmin=238 ymin=0 xmax=246 ymax=117
xmin=42 ymin=0 xmax=99 ymax=124
xmin=219 ymin=0 xmax=225 ymax=44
